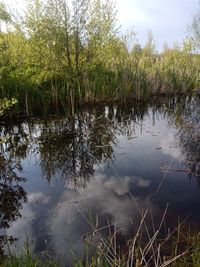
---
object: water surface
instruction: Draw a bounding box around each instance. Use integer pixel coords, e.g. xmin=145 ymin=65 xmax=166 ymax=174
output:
xmin=1 ymin=97 xmax=200 ymax=264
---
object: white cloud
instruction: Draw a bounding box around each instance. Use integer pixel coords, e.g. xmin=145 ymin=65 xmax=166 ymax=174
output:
xmin=5 ymin=204 xmax=34 ymax=256
xmin=48 ymin=173 xmax=154 ymax=262
xmin=159 ymin=130 xmax=182 ymax=160
xmin=117 ymin=0 xmax=154 ymax=26
xmin=117 ymin=0 xmax=199 ymax=50
xmin=5 ymin=191 xmax=50 ymax=255
xmin=28 ymin=192 xmax=50 ymax=204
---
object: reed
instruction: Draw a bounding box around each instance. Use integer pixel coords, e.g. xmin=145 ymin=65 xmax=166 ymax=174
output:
xmin=0 ymin=0 xmax=200 ymax=116
xmin=1 ymin=213 xmax=200 ymax=267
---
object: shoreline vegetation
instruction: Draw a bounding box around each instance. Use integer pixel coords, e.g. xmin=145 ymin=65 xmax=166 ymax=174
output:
xmin=0 ymin=0 xmax=200 ymax=116
xmin=1 ymin=214 xmax=200 ymax=267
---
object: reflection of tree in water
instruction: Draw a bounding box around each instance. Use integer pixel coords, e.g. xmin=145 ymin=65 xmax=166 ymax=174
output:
xmin=171 ymin=96 xmax=200 ymax=178
xmin=38 ymin=114 xmax=117 ymax=187
xmin=0 ymin=154 xmax=27 ymax=254
xmin=38 ymin=103 xmax=157 ymax=186
xmin=1 ymin=96 xmax=200 ymax=257
xmin=2 ymin=96 xmax=196 ymax=189
xmin=0 ymin=122 xmax=35 ymax=161
xmin=1 ymin=98 xmax=186 ymax=188
xmin=1 ymin=105 xmax=150 ymax=188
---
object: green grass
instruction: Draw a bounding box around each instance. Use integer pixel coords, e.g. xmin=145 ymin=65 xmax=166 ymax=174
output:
xmin=0 ymin=242 xmax=58 ymax=267
xmin=1 ymin=0 xmax=200 ymax=116
xmin=1 ymin=32 xmax=200 ymax=117
xmin=1 ymin=216 xmax=200 ymax=267
xmin=1 ymin=234 xmax=200 ymax=267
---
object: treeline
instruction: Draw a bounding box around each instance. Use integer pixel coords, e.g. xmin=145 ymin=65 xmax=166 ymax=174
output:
xmin=0 ymin=0 xmax=200 ymax=115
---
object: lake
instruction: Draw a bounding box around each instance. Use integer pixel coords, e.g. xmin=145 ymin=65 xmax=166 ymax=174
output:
xmin=1 ymin=96 xmax=200 ymax=265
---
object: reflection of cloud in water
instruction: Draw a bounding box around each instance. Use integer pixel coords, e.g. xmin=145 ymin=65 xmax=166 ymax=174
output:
xmin=50 ymin=174 xmax=155 ymax=261
xmin=6 ymin=191 xmax=50 ymax=255
xmin=5 ymin=175 xmax=162 ymax=264
xmin=160 ymin=131 xmax=181 ymax=160
xmin=28 ymin=192 xmax=50 ymax=204
xmin=6 ymin=204 xmax=34 ymax=255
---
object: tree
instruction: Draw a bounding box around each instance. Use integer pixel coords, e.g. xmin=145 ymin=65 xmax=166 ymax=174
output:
xmin=86 ymin=0 xmax=119 ymax=68
xmin=131 ymin=43 xmax=142 ymax=55
xmin=143 ymin=30 xmax=155 ymax=55
xmin=189 ymin=5 xmax=200 ymax=51
xmin=0 ymin=143 xmax=26 ymax=254
xmin=0 ymin=2 xmax=11 ymax=24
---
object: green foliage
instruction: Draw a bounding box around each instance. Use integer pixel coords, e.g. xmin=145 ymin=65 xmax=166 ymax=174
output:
xmin=189 ymin=5 xmax=200 ymax=51
xmin=1 ymin=228 xmax=200 ymax=267
xmin=0 ymin=98 xmax=17 ymax=116
xmin=0 ymin=0 xmax=199 ymax=116
xmin=0 ymin=2 xmax=11 ymax=23
xmin=0 ymin=239 xmax=58 ymax=266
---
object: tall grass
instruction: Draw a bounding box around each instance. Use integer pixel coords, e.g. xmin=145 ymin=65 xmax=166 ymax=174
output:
xmin=1 ymin=209 xmax=200 ymax=267
xmin=2 ymin=51 xmax=199 ymax=117
xmin=0 ymin=239 xmax=58 ymax=267
xmin=0 ymin=33 xmax=200 ymax=115
xmin=1 ymin=0 xmax=200 ymax=116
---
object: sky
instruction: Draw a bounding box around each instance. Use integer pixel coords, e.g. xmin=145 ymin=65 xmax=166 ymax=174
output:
xmin=2 ymin=0 xmax=199 ymax=50
xmin=116 ymin=0 xmax=199 ymax=50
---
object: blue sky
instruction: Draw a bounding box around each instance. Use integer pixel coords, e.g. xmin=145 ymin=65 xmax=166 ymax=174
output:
xmin=3 ymin=0 xmax=199 ymax=50
xmin=116 ymin=0 xmax=199 ymax=50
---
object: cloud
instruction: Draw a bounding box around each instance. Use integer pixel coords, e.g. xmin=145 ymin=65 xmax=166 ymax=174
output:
xmin=28 ymin=192 xmax=50 ymax=204
xmin=5 ymin=204 xmax=34 ymax=255
xmin=117 ymin=0 xmax=154 ymax=26
xmin=159 ymin=131 xmax=182 ymax=160
xmin=5 ymin=191 xmax=51 ymax=255
xmin=48 ymin=173 xmax=155 ymax=263
xmin=117 ymin=0 xmax=199 ymax=50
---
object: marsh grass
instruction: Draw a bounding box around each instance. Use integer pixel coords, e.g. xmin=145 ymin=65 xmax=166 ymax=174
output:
xmin=0 ymin=239 xmax=58 ymax=267
xmin=74 ymin=205 xmax=194 ymax=267
xmin=1 ymin=0 xmax=200 ymax=116
xmin=72 ymin=159 xmax=200 ymax=267
xmin=1 ymin=228 xmax=200 ymax=267
xmin=1 ymin=213 xmax=200 ymax=267
xmin=1 ymin=40 xmax=200 ymax=117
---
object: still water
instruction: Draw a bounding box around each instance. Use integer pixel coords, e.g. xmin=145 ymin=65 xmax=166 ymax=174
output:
xmin=0 ymin=97 xmax=200 ymax=264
